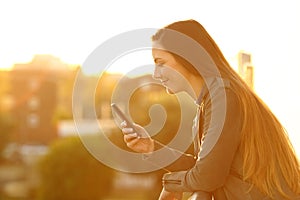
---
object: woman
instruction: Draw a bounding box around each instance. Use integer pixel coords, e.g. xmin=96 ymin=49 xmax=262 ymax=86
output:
xmin=121 ymin=19 xmax=300 ymax=199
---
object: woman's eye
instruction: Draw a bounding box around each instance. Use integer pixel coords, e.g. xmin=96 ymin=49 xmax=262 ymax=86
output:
xmin=157 ymin=63 xmax=164 ymax=67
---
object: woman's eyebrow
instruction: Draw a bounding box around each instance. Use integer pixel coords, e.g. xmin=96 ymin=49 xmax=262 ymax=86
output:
xmin=154 ymin=58 xmax=163 ymax=63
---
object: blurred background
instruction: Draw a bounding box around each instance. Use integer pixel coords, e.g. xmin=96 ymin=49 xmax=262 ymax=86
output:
xmin=0 ymin=0 xmax=299 ymax=199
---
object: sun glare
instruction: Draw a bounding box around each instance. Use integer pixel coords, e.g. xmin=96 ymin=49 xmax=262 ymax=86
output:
xmin=81 ymin=49 xmax=155 ymax=76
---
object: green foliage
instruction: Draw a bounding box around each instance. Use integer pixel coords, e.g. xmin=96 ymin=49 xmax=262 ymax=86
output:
xmin=0 ymin=112 xmax=14 ymax=160
xmin=37 ymin=136 xmax=115 ymax=200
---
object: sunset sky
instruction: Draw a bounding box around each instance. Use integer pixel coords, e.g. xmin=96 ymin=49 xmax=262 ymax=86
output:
xmin=0 ymin=0 xmax=299 ymax=155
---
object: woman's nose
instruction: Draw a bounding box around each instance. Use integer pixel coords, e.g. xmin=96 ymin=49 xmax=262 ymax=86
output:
xmin=152 ymin=66 xmax=162 ymax=80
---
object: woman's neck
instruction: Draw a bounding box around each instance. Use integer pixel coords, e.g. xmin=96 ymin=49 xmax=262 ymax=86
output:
xmin=186 ymin=74 xmax=205 ymax=101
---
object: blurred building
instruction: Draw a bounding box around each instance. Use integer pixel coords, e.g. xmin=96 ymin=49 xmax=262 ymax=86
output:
xmin=0 ymin=70 xmax=11 ymax=111
xmin=237 ymin=51 xmax=255 ymax=89
xmin=9 ymin=55 xmax=73 ymax=144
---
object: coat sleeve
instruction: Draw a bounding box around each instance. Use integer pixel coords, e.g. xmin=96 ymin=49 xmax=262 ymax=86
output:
xmin=156 ymin=141 xmax=196 ymax=172
xmin=162 ymin=87 xmax=243 ymax=192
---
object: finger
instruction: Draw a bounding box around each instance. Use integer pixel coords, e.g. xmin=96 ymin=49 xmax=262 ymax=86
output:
xmin=120 ymin=121 xmax=127 ymax=128
xmin=131 ymin=123 xmax=149 ymax=138
xmin=121 ymin=127 xmax=134 ymax=135
xmin=126 ymin=137 xmax=140 ymax=148
xmin=124 ymin=133 xmax=138 ymax=143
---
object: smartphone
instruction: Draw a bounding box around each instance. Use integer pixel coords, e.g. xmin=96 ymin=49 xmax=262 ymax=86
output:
xmin=111 ymin=103 xmax=138 ymax=133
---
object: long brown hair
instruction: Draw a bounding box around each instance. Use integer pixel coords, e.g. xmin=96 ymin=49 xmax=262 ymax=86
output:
xmin=153 ymin=19 xmax=300 ymax=199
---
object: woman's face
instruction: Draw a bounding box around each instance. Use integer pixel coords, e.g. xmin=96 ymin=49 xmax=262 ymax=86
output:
xmin=152 ymin=48 xmax=193 ymax=94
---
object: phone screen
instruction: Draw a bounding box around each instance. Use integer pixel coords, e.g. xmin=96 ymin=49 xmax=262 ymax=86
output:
xmin=111 ymin=103 xmax=137 ymax=132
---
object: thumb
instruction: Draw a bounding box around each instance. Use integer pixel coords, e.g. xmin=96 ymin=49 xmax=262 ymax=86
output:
xmin=132 ymin=123 xmax=150 ymax=138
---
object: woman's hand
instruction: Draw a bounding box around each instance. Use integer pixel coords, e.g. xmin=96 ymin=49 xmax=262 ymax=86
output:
xmin=121 ymin=121 xmax=154 ymax=153
xmin=158 ymin=188 xmax=183 ymax=200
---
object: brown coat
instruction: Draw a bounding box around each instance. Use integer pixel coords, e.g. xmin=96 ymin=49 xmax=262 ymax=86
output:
xmin=161 ymin=78 xmax=299 ymax=200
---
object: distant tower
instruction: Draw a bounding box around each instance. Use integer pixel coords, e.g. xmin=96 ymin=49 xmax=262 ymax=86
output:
xmin=237 ymin=51 xmax=254 ymax=89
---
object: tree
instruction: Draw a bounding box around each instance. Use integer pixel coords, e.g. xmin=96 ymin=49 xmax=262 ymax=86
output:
xmin=0 ymin=112 xmax=14 ymax=161
xmin=37 ymin=136 xmax=115 ymax=200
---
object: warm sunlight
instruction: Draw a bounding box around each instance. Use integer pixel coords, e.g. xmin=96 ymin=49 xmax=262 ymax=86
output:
xmin=81 ymin=49 xmax=154 ymax=76
xmin=0 ymin=1 xmax=299 ymax=157
xmin=105 ymin=50 xmax=154 ymax=75
xmin=1 ymin=1 xmax=300 ymax=199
